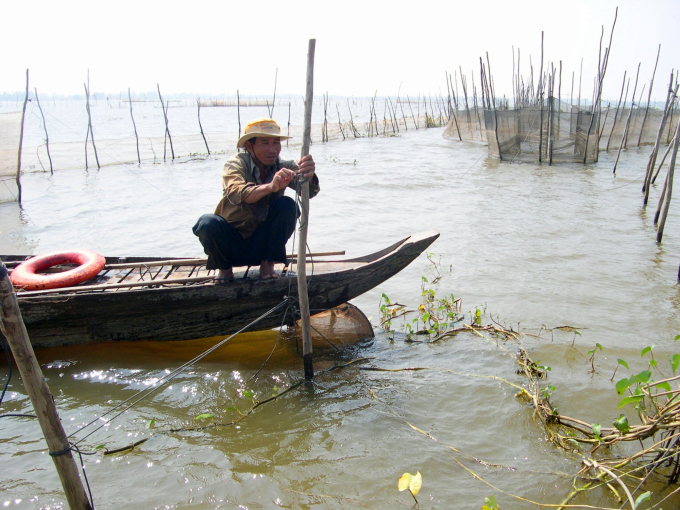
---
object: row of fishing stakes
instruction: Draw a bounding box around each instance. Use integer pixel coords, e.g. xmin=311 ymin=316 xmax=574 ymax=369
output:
xmin=0 ymin=42 xmax=316 ymax=510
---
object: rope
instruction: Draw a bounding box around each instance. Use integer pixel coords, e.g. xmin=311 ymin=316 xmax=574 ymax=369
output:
xmin=69 ymin=297 xmax=291 ymax=446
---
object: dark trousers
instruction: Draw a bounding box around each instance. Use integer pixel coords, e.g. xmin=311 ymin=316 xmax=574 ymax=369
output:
xmin=192 ymin=196 xmax=297 ymax=270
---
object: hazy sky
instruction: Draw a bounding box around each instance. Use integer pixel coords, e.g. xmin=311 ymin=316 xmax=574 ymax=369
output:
xmin=4 ymin=0 xmax=679 ymax=102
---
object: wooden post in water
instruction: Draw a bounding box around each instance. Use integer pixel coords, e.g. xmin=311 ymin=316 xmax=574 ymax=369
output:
xmin=16 ymin=69 xmax=28 ymax=203
xmin=0 ymin=262 xmax=93 ymax=510
xmin=297 ymin=39 xmax=316 ymax=380
xmin=197 ymin=99 xmax=210 ymax=155
xmin=157 ymin=84 xmax=174 ymax=161
xmin=656 ymin=120 xmax=680 ymax=243
xmin=34 ymin=87 xmax=53 ymax=174
xmin=128 ymin=88 xmax=141 ymax=165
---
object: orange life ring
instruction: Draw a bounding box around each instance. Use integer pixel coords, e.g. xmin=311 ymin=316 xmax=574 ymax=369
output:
xmin=10 ymin=250 xmax=106 ymax=291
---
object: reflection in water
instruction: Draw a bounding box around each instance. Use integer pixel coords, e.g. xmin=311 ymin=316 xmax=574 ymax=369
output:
xmin=2 ymin=127 xmax=680 ymax=508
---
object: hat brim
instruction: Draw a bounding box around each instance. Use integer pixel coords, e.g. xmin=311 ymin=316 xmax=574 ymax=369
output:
xmin=237 ymin=132 xmax=293 ymax=149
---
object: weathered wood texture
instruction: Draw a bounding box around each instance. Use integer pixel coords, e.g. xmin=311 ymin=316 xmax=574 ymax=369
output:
xmin=0 ymin=262 xmax=92 ymax=509
xmin=1 ymin=232 xmax=438 ymax=349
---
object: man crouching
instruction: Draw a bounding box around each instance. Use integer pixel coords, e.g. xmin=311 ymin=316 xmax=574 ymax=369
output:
xmin=192 ymin=118 xmax=319 ymax=281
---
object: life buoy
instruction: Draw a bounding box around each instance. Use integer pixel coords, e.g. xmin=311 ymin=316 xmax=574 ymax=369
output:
xmin=10 ymin=250 xmax=106 ymax=291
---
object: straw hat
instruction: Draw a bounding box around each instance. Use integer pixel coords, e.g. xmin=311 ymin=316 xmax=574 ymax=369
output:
xmin=236 ymin=118 xmax=292 ymax=148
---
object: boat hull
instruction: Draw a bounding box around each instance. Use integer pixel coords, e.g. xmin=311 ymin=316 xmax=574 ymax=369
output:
xmin=2 ymin=231 xmax=439 ymax=348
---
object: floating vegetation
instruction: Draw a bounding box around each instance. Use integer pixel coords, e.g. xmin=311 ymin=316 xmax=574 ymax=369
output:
xmin=376 ymin=258 xmax=680 ymax=509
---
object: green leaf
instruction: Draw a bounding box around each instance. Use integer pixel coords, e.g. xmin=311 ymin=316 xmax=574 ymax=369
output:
xmin=613 ymin=414 xmax=630 ymax=433
xmin=636 ymin=370 xmax=652 ymax=384
xmin=615 ymin=378 xmax=630 ymax=395
xmin=475 ymin=308 xmax=482 ymax=317
xmin=483 ymin=496 xmax=498 ymax=510
xmin=641 ymin=346 xmax=654 ymax=358
xmin=656 ymin=382 xmax=672 ymax=392
xmin=675 ymin=334 xmax=680 ymax=342
xmin=669 ymin=353 xmax=680 ymax=374
xmin=574 ymin=330 xmax=582 ymax=337
xmin=596 ymin=343 xmax=603 ymax=351
xmin=381 ymin=293 xmax=390 ymax=305
xmin=617 ymin=358 xmax=629 ymax=370
xmin=194 ymin=413 xmax=213 ymax=421
xmin=650 ymin=359 xmax=657 ymax=368
xmin=95 ymin=444 xmax=105 ymax=450
xmin=587 ymin=349 xmax=596 ymax=356
xmin=592 ymin=423 xmax=601 ymax=439
xmin=242 ymin=390 xmax=254 ymax=398
xmin=147 ymin=418 xmax=155 ymax=429
xmin=618 ymin=395 xmax=644 ymax=409
xmin=422 ymin=313 xmax=430 ymax=322
xmin=633 ymin=491 xmax=651 ymax=509
xmin=421 ymin=276 xmax=428 ymax=283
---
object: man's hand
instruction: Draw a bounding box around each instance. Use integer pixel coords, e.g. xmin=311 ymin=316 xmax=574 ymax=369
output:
xmin=297 ymin=154 xmax=315 ymax=180
xmin=269 ymin=167 xmax=296 ymax=193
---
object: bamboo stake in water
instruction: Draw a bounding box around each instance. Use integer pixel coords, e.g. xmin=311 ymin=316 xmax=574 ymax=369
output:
xmin=128 ymin=88 xmax=141 ymax=164
xmin=0 ymin=262 xmax=93 ymax=510
xmin=297 ymin=39 xmax=316 ymax=380
xmin=16 ymin=69 xmax=28 ymax=203
xmin=638 ymin=44 xmax=661 ymax=147
xmin=34 ymin=87 xmax=53 ymax=174
xmin=613 ymin=64 xmax=641 ymax=174
xmin=656 ymin=120 xmax=680 ymax=243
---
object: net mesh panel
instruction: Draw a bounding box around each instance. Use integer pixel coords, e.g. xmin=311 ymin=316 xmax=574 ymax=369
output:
xmin=443 ymin=100 xmax=680 ymax=163
xmin=0 ymin=112 xmax=22 ymax=202
xmin=0 ymin=98 xmax=443 ymax=204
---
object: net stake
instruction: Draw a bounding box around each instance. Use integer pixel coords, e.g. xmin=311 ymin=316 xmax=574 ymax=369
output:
xmin=0 ymin=261 xmax=92 ymax=509
xmin=297 ymin=39 xmax=316 ymax=380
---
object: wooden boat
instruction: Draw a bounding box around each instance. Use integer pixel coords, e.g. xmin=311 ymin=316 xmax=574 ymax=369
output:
xmin=1 ymin=231 xmax=439 ymax=349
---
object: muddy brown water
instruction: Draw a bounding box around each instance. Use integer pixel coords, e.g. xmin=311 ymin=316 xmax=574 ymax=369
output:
xmin=2 ymin=126 xmax=680 ymax=509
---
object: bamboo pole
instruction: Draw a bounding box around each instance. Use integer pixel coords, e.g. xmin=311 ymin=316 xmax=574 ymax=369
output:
xmin=83 ymin=82 xmax=100 ymax=170
xmin=128 ymin=88 xmax=141 ymax=164
xmin=197 ymin=99 xmax=210 ymax=155
xmin=607 ymin=72 xmax=628 ymax=151
xmin=157 ymin=84 xmax=174 ymax=161
xmin=613 ymin=64 xmax=641 ymax=174
xmin=237 ymin=90 xmax=242 ymax=138
xmin=638 ymin=44 xmax=661 ymax=146
xmin=297 ymin=39 xmax=315 ymax=380
xmin=336 ymin=103 xmax=345 ymax=140
xmin=34 ymin=87 xmax=53 ymax=174
xmin=0 ymin=262 xmax=93 ymax=509
xmin=538 ymin=32 xmax=545 ymax=163
xmin=656 ymin=120 xmax=680 ymax=243
xmin=643 ymin=77 xmax=677 ymax=200
xmin=653 ymin=135 xmax=676 ymax=185
xmin=16 ymin=69 xmax=28 ymax=203
xmin=270 ymin=68 xmax=278 ymax=117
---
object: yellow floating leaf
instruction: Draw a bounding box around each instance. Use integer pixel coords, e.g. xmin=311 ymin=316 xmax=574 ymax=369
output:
xmin=410 ymin=472 xmax=422 ymax=495
xmin=398 ymin=473 xmax=412 ymax=492
xmin=398 ymin=472 xmax=422 ymax=495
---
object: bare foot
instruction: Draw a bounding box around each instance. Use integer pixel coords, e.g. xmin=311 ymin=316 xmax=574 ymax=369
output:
xmin=259 ymin=260 xmax=279 ymax=279
xmin=215 ymin=268 xmax=234 ymax=284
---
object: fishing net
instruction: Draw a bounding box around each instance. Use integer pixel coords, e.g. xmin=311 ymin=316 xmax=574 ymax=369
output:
xmin=443 ymin=100 xmax=680 ymax=163
xmin=0 ymin=112 xmax=22 ymax=202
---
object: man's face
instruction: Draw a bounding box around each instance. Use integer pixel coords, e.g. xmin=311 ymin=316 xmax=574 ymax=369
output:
xmin=247 ymin=137 xmax=282 ymax=166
